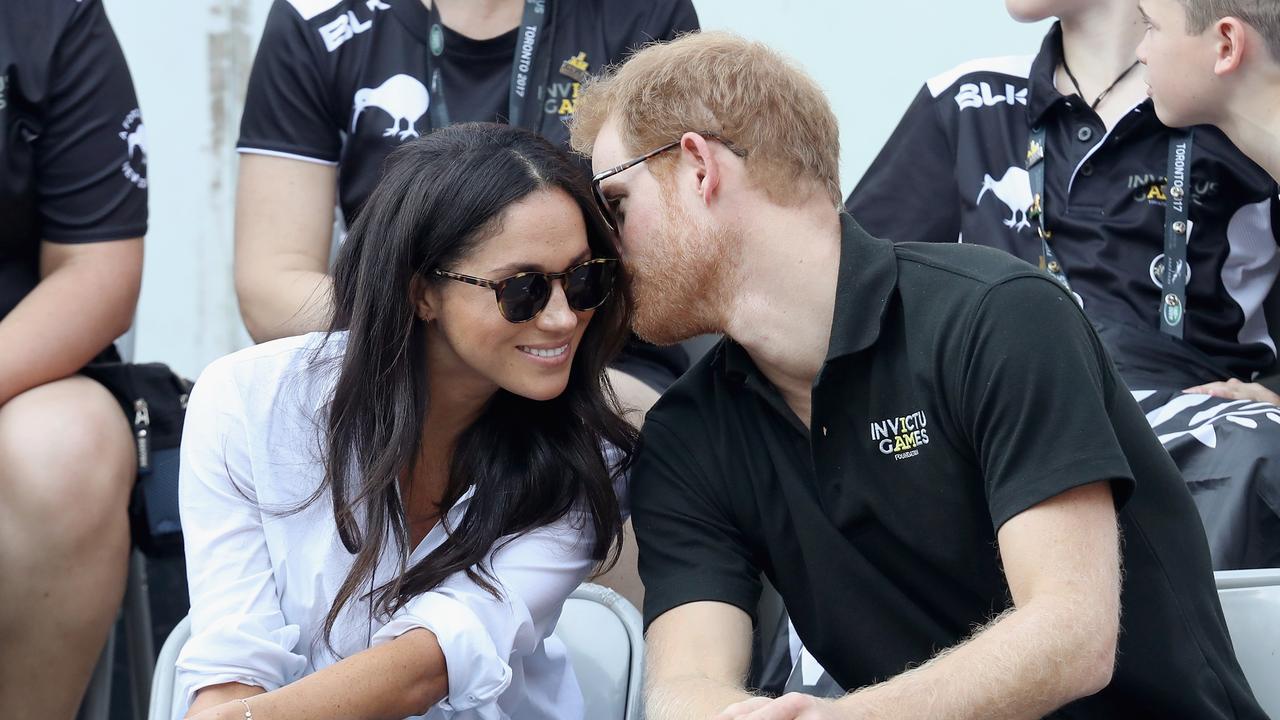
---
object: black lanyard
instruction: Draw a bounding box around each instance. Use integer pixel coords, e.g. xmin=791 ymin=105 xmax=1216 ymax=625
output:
xmin=425 ymin=0 xmax=554 ymax=133
xmin=1025 ymin=125 xmax=1194 ymax=338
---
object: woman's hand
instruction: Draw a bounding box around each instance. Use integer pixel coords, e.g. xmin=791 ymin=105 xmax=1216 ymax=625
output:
xmin=1183 ymin=378 xmax=1280 ymax=405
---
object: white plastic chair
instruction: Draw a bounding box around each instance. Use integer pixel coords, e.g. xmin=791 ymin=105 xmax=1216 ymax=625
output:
xmin=147 ymin=582 xmax=645 ymax=720
xmin=556 ymin=582 xmax=646 ymax=720
xmin=1215 ymin=568 xmax=1280 ymax=717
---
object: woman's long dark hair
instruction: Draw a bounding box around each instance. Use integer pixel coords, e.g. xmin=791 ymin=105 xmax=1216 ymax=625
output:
xmin=309 ymin=123 xmax=635 ymax=651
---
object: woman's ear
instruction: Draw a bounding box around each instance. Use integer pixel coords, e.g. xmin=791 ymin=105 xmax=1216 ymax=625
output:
xmin=409 ymin=273 xmax=437 ymax=322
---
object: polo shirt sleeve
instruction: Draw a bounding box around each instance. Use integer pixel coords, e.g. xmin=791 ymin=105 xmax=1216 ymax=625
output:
xmin=631 ymin=417 xmax=762 ymax=630
xmin=955 ymin=275 xmax=1136 ymax=532
xmin=237 ymin=0 xmax=342 ymax=164
xmin=36 ymin=0 xmax=147 ymax=243
xmin=845 ymin=84 xmax=960 ymax=245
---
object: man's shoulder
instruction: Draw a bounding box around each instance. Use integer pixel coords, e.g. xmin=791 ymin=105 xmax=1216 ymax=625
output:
xmin=643 ymin=338 xmax=735 ymax=436
xmin=893 ymin=240 xmax=1045 ymax=295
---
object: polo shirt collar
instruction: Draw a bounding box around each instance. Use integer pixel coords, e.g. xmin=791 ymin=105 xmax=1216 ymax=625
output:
xmin=719 ymin=213 xmax=898 ymax=380
xmin=825 ymin=213 xmax=898 ymax=360
xmin=1027 ymin=22 xmax=1069 ymax=127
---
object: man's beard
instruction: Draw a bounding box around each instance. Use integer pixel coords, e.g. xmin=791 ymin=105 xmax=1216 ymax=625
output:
xmin=628 ymin=193 xmax=733 ymax=346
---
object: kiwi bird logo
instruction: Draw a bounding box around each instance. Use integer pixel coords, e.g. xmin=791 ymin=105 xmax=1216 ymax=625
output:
xmin=977 ymin=167 xmax=1033 ymax=231
xmin=119 ymin=123 xmax=147 ymax=164
xmin=351 ymin=74 xmax=429 ymax=141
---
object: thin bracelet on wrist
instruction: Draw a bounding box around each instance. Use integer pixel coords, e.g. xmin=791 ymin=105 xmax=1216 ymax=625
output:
xmin=237 ymin=698 xmax=253 ymax=720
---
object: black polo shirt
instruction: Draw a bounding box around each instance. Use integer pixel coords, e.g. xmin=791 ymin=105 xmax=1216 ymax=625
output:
xmin=632 ymin=214 xmax=1264 ymax=718
xmin=239 ymin=0 xmax=698 ymax=224
xmin=0 ymin=0 xmax=147 ymax=322
xmin=846 ymin=23 xmax=1280 ymax=391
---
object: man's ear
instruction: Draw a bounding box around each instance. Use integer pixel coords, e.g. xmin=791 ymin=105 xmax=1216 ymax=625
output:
xmin=679 ymin=131 xmax=722 ymax=207
xmin=1213 ymin=17 xmax=1247 ymax=76
xmin=409 ymin=273 xmax=436 ymax=322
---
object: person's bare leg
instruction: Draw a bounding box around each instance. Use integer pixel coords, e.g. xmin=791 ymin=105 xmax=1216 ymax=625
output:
xmin=0 ymin=376 xmax=134 ymax=718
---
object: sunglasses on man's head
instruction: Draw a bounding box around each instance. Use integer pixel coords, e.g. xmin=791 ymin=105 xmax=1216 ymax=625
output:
xmin=433 ymin=258 xmax=618 ymax=323
xmin=591 ymin=131 xmax=749 ymax=233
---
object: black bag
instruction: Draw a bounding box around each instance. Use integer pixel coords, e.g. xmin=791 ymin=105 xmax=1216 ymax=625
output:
xmin=82 ymin=362 xmax=193 ymax=557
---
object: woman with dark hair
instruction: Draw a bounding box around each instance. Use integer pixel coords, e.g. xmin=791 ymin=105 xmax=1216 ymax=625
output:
xmin=175 ymin=122 xmax=634 ymax=720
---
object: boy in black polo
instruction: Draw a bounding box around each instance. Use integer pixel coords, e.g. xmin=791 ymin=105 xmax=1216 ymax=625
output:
xmin=570 ymin=31 xmax=1265 ymax=720
xmin=846 ymin=0 xmax=1280 ymax=574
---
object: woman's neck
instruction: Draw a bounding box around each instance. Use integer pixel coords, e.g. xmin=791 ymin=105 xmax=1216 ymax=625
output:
xmin=425 ymin=0 xmax=523 ymax=40
xmin=1057 ymin=5 xmax=1149 ymax=128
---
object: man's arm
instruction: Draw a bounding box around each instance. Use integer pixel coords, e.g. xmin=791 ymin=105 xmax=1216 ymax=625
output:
xmin=233 ymin=153 xmax=337 ymax=342
xmin=718 ymin=481 xmax=1121 ymax=720
xmin=646 ymin=601 xmax=758 ymax=720
xmin=0 ymin=238 xmax=142 ymax=405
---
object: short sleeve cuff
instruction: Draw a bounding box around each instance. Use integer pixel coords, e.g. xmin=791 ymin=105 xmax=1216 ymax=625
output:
xmin=175 ymin=617 xmax=305 ymax=710
xmin=372 ymin=592 xmax=513 ymax=716
xmin=988 ymin=456 xmax=1136 ymax=532
xmin=236 ymin=144 xmax=340 ymax=166
xmin=641 ymin=573 xmax=762 ymax=631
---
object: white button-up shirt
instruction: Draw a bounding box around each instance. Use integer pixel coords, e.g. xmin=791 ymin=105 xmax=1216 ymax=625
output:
xmin=175 ymin=333 xmax=598 ymax=719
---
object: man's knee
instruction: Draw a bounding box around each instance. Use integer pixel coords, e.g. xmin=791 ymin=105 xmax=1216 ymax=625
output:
xmin=0 ymin=376 xmax=135 ymax=538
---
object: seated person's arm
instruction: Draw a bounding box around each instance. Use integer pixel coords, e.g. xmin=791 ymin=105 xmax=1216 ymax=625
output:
xmin=647 ymin=601 xmax=756 ymax=720
xmin=631 ymin=413 xmax=767 ymax=719
xmin=0 ymin=238 xmax=142 ymax=405
xmin=719 ymin=484 xmax=1120 ymax=720
xmin=233 ymin=153 xmax=337 ymax=342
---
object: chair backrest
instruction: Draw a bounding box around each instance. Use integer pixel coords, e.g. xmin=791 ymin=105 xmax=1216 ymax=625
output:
xmin=148 ymin=584 xmax=644 ymax=720
xmin=554 ymin=582 xmax=645 ymax=720
xmin=148 ymin=614 xmax=189 ymax=720
xmin=1215 ymin=568 xmax=1280 ymax=718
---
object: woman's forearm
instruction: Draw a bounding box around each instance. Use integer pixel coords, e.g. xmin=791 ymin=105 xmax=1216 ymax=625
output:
xmin=192 ymin=629 xmax=448 ymax=720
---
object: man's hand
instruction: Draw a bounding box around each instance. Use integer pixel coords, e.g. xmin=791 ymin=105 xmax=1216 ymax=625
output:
xmin=1183 ymin=378 xmax=1280 ymax=405
xmin=716 ymin=693 xmax=842 ymax=720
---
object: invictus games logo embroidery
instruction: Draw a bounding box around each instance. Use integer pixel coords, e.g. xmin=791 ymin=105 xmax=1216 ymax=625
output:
xmin=118 ymin=108 xmax=147 ymax=189
xmin=870 ymin=410 xmax=930 ymax=460
xmin=1126 ymin=173 xmax=1219 ymax=206
xmin=543 ymin=51 xmax=589 ymax=116
xmin=955 ymin=81 xmax=1028 ymax=111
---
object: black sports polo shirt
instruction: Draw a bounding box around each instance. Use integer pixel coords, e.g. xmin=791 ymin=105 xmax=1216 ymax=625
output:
xmin=239 ymin=0 xmax=697 ymax=224
xmin=0 ymin=0 xmax=147 ymax=321
xmin=846 ymin=24 xmax=1280 ymax=391
xmin=632 ymin=215 xmax=1264 ymax=718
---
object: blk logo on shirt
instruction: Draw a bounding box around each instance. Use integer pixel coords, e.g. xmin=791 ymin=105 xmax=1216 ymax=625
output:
xmin=870 ymin=410 xmax=930 ymax=460
xmin=319 ymin=0 xmax=390 ymax=52
xmin=351 ymin=74 xmax=429 ymax=141
xmin=955 ymin=81 xmax=1028 ymax=111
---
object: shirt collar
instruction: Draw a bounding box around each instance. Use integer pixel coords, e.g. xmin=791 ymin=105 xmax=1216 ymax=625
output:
xmin=718 ymin=212 xmax=898 ymax=381
xmin=1027 ymin=22 xmax=1069 ymax=127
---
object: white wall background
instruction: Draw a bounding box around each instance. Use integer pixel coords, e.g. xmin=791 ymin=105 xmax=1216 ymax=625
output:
xmin=103 ymin=0 xmax=1049 ymax=379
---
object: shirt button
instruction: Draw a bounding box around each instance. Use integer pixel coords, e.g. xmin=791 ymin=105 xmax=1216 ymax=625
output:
xmin=1080 ymin=162 xmax=1094 ymax=177
xmin=821 ymin=426 xmax=828 ymax=437
xmin=1077 ymin=126 xmax=1095 ymax=143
